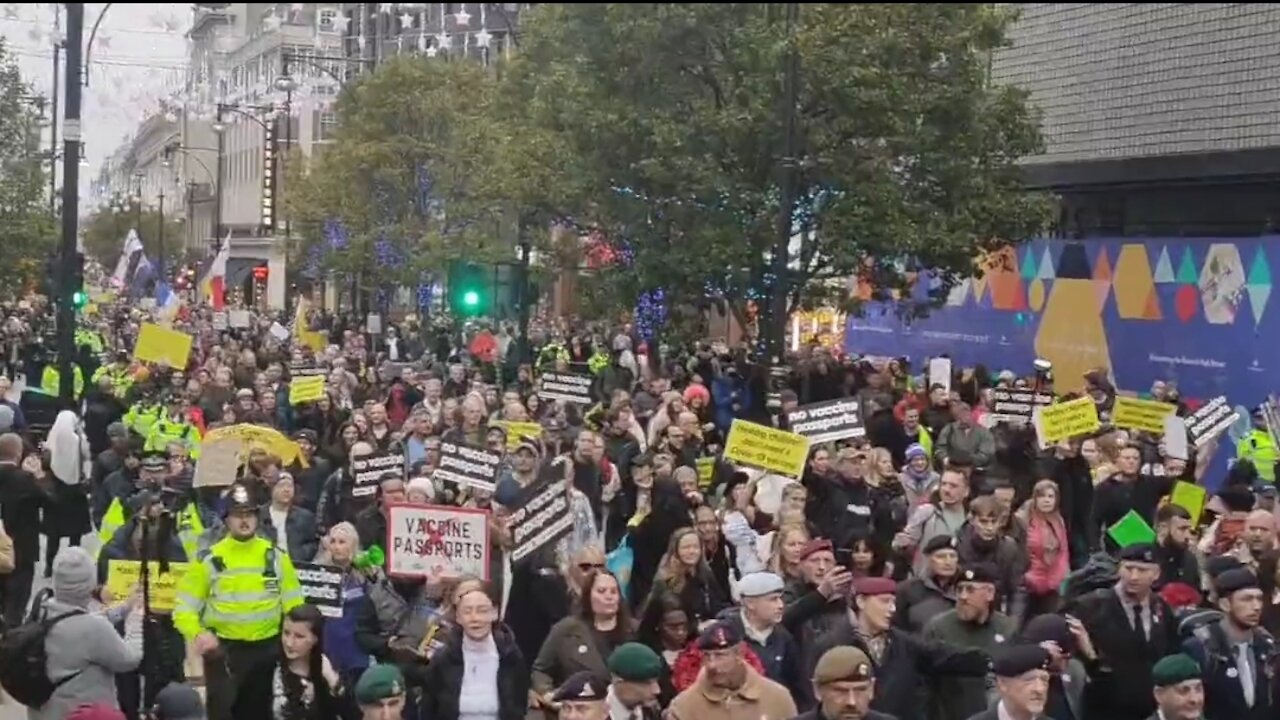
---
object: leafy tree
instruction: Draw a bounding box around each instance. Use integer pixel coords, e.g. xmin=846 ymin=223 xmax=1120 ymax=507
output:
xmin=284 ymin=57 xmax=521 ymax=296
xmin=82 ymin=203 xmax=186 ymax=269
xmin=491 ymin=3 xmax=1052 ymax=337
xmin=0 ymin=37 xmax=56 ymax=296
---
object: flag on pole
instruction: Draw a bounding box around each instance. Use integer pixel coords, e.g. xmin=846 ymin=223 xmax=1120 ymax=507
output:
xmin=200 ymin=235 xmax=231 ymax=310
xmin=111 ymin=230 xmax=144 ymax=287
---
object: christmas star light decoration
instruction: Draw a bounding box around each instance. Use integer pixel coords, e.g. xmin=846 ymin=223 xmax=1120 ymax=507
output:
xmin=425 ymin=44 xmax=439 ymax=58
xmin=291 ymin=2 xmax=305 ymax=11
xmin=454 ymin=8 xmax=471 ymax=27
xmin=399 ymin=11 xmax=414 ymax=29
xmin=435 ymin=32 xmax=451 ymax=50
xmin=332 ymin=13 xmax=351 ymax=33
xmin=379 ymin=3 xmax=395 ymax=14
xmin=475 ymin=28 xmax=492 ymax=48
xmin=263 ymin=13 xmax=281 ymax=31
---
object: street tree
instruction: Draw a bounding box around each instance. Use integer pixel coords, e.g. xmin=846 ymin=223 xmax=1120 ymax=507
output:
xmin=492 ymin=3 xmax=1052 ymax=337
xmin=0 ymin=37 xmax=56 ymax=296
xmin=81 ymin=205 xmax=185 ymax=269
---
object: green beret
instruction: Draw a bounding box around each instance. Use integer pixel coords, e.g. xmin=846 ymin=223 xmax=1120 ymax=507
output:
xmin=608 ymin=642 xmax=663 ymax=682
xmin=1152 ymin=654 xmax=1201 ymax=687
xmin=355 ymin=663 xmax=406 ymax=704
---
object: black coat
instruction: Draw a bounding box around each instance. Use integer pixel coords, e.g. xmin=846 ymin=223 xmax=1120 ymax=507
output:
xmin=807 ymin=619 xmax=990 ymax=720
xmin=0 ymin=464 xmax=51 ymax=567
xmin=1181 ymin=620 xmax=1276 ymax=720
xmin=259 ymin=504 xmax=319 ymax=562
xmin=421 ymin=624 xmax=528 ymax=720
xmin=791 ymin=709 xmax=898 ymax=720
xmin=1090 ymin=473 xmax=1175 ymax=550
xmin=1073 ymin=587 xmax=1179 ymax=720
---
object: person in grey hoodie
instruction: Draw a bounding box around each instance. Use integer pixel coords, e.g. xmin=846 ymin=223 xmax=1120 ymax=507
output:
xmin=30 ymin=546 xmax=142 ymax=720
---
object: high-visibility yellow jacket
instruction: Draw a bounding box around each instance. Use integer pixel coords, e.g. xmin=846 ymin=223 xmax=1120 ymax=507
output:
xmin=173 ymin=534 xmax=303 ymax=642
xmin=124 ymin=403 xmax=163 ymax=438
xmin=96 ymin=498 xmax=206 ymax=562
xmin=1238 ymin=428 xmax=1277 ymax=483
xmin=91 ymin=365 xmax=135 ymax=398
xmin=145 ymin=417 xmax=202 ymax=459
xmin=41 ymin=365 xmax=84 ymax=397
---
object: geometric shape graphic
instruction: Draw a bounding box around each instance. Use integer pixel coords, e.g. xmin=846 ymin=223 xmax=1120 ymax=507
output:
xmin=1143 ymin=287 xmax=1163 ymax=320
xmin=1175 ymin=283 xmax=1199 ymax=322
xmin=1038 ymin=246 xmax=1056 ymax=280
xmin=1057 ymin=243 xmax=1092 ymax=279
xmin=1246 ymin=285 xmax=1271 ymax=326
xmin=988 ymin=247 xmax=1026 ymax=311
xmin=1177 ymin=247 xmax=1198 ymax=284
xmin=1248 ymin=247 xmax=1272 ymax=286
xmin=1021 ymin=245 xmax=1039 ymax=280
xmin=1095 ymin=278 xmax=1113 ymax=311
xmin=1153 ymin=246 xmax=1175 ymax=283
xmin=1198 ymin=243 xmax=1245 ymax=325
xmin=946 ymin=277 xmax=971 ymax=307
xmin=1035 ymin=279 xmax=1112 ymax=393
xmin=1028 ymin=278 xmax=1046 ymax=311
xmin=1092 ymin=247 xmax=1112 ymax=282
xmin=1113 ymin=244 xmax=1160 ymax=320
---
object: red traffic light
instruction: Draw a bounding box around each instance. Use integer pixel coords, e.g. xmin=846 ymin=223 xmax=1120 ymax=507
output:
xmin=252 ymin=266 xmax=269 ymax=281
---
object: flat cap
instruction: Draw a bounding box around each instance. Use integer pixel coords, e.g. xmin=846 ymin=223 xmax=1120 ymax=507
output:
xmin=139 ymin=451 xmax=169 ymax=471
xmin=696 ymin=620 xmax=743 ymax=651
xmin=1117 ymin=542 xmax=1158 ymax=564
xmin=799 ymin=538 xmax=834 ymax=561
xmin=607 ymin=643 xmax=663 ymax=682
xmin=552 ymin=671 xmax=610 ymax=703
xmin=737 ymin=572 xmax=785 ymax=599
xmin=152 ymin=682 xmax=204 ymax=720
xmin=355 ymin=664 xmax=405 ymax=704
xmin=1215 ymin=568 xmax=1260 ymax=597
xmin=813 ymin=646 xmax=874 ymax=684
xmin=853 ymin=576 xmax=896 ymax=597
xmin=291 ymin=429 xmax=319 ymax=445
xmin=1151 ymin=654 xmax=1202 ymax=687
xmin=992 ymin=644 xmax=1051 ymax=678
xmin=923 ymin=534 xmax=959 ymax=555
xmin=957 ymin=562 xmax=1000 ymax=586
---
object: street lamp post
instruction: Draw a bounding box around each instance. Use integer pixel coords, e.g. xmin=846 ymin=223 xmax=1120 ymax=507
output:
xmin=157 ymin=189 xmax=165 ymax=285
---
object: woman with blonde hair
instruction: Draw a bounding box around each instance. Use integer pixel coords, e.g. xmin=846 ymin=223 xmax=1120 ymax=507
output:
xmin=1019 ymin=479 xmax=1069 ymax=620
xmin=767 ymin=523 xmax=811 ymax=584
xmin=646 ymin=526 xmax=728 ymax=630
xmin=865 ymin=447 xmax=896 ymax=488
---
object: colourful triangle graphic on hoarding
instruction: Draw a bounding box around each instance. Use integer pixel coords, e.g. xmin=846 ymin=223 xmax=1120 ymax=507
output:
xmin=1093 ymin=248 xmax=1112 ymax=281
xmin=1057 ymin=243 xmax=1091 ymax=279
xmin=1248 ymin=249 xmax=1272 ymax=286
xmin=1038 ymin=246 xmax=1056 ymax=280
xmin=1143 ymin=287 xmax=1163 ymax=320
xmin=1153 ymin=247 xmax=1175 ymax=283
xmin=1094 ymin=280 xmax=1112 ymax=311
xmin=1247 ymin=285 xmax=1271 ymax=326
xmin=1177 ymin=248 xmax=1198 ymax=284
xmin=1021 ymin=246 xmax=1038 ymax=280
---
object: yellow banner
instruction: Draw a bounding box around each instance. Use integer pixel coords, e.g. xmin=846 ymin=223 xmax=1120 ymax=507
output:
xmin=723 ymin=420 xmax=809 ymax=478
xmin=289 ymin=375 xmax=326 ymax=405
xmin=1038 ymin=397 xmax=1101 ymax=444
xmin=495 ymin=421 xmax=543 ymax=450
xmin=697 ymin=457 xmax=716 ymax=489
xmin=1112 ymin=396 xmax=1177 ymax=434
xmin=204 ymin=423 xmax=308 ymax=468
xmin=133 ymin=323 xmax=193 ymax=369
xmin=1170 ymin=481 xmax=1208 ymax=526
xmin=106 ymin=560 xmax=189 ymax=612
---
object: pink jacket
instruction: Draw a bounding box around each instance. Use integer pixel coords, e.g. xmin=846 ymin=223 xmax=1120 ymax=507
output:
xmin=1023 ymin=514 xmax=1069 ymax=595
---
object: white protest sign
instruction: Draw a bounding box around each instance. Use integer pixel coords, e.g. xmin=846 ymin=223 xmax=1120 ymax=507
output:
xmin=1163 ymin=415 xmax=1189 ymax=461
xmin=269 ymin=322 xmax=290 ymax=341
xmin=929 ymin=358 xmax=951 ymax=393
xmin=229 ymin=310 xmax=252 ymax=328
xmin=387 ymin=504 xmax=491 ymax=580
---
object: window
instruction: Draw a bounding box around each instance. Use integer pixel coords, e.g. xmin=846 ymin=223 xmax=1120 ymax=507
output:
xmin=318 ymin=8 xmax=338 ymax=33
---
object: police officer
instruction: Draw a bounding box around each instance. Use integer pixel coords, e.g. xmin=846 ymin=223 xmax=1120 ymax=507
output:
xmin=92 ymin=351 xmax=135 ymax=399
xmin=968 ymin=644 xmax=1053 ymax=720
xmin=145 ymin=394 xmax=200 ymax=459
xmin=174 ymin=482 xmax=303 ymax=720
xmin=556 ymin=671 xmax=612 ymax=720
xmin=1150 ymin=654 xmax=1205 ymax=720
xmin=1181 ymin=568 xmax=1275 ymax=720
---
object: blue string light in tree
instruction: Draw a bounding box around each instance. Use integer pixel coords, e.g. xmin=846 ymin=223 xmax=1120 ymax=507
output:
xmin=323 ymin=217 xmax=349 ymax=250
xmin=303 ymin=243 xmax=323 ymax=278
xmin=373 ymin=233 xmax=404 ymax=269
xmin=634 ymin=288 xmax=666 ymax=340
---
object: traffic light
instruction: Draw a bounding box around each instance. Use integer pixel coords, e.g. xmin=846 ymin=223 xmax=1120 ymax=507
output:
xmin=448 ymin=261 xmax=490 ymax=316
xmin=69 ymin=252 xmax=86 ymax=310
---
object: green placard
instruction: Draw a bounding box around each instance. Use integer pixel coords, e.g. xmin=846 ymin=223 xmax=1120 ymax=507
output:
xmin=1108 ymin=510 xmax=1156 ymax=548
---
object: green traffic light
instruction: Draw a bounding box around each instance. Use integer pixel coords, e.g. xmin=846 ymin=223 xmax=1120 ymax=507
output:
xmin=72 ymin=291 xmax=86 ymax=307
xmin=463 ymin=290 xmax=480 ymax=306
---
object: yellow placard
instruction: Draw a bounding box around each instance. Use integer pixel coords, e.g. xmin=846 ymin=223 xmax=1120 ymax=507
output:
xmin=723 ymin=419 xmax=809 ymax=478
xmin=1170 ymin=481 xmax=1208 ymax=526
xmin=1113 ymin=396 xmax=1177 ymax=434
xmin=84 ymin=303 xmax=99 ymax=315
xmin=289 ymin=375 xmax=326 ymax=405
xmin=133 ymin=323 xmax=193 ymax=369
xmin=696 ymin=457 xmax=716 ymax=489
xmin=204 ymin=423 xmax=309 ymax=468
xmin=1037 ymin=396 xmax=1101 ymax=444
xmin=495 ymin=421 xmax=543 ymax=450
xmin=106 ymin=560 xmax=189 ymax=612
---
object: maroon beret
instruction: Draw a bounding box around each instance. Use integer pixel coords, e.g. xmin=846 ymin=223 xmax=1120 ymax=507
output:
xmin=853 ymin=576 xmax=896 ymax=597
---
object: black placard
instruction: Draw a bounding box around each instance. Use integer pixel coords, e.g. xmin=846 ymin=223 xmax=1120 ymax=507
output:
xmin=1185 ymin=396 xmax=1238 ymax=448
xmin=294 ymin=562 xmax=344 ymax=618
xmin=537 ymin=372 xmax=594 ymax=405
xmin=290 ymin=362 xmax=327 ymax=379
xmin=434 ymin=441 xmax=503 ymax=492
xmin=350 ymin=451 xmax=406 ymax=499
xmin=989 ymin=388 xmax=1054 ymax=423
xmin=506 ymin=473 xmax=574 ymax=564
xmin=786 ymin=398 xmax=865 ymax=443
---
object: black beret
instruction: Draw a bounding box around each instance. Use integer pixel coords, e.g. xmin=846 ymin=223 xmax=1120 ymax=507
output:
xmin=1206 ymin=555 xmax=1245 ymax=579
xmin=1215 ymin=568 xmax=1260 ymax=597
xmin=1019 ymin=614 xmax=1075 ymax=657
xmin=923 ymin=534 xmax=959 ymax=555
xmin=552 ymin=671 xmax=610 ymax=703
xmin=957 ymin=562 xmax=1000 ymax=586
xmin=992 ymin=644 xmax=1051 ymax=678
xmin=696 ymin=620 xmax=742 ymax=651
xmin=1117 ymin=542 xmax=1158 ymax=564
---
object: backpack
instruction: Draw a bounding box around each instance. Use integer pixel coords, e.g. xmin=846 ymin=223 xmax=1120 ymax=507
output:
xmin=0 ymin=598 xmax=85 ymax=707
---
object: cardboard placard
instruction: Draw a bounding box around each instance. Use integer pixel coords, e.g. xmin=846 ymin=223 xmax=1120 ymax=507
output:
xmin=786 ymin=399 xmax=865 ymax=443
xmin=211 ymin=312 xmax=229 ymax=331
xmin=294 ymin=562 xmax=344 ymax=618
xmin=106 ymin=560 xmax=189 ymax=612
xmin=507 ymin=478 xmax=574 ymax=563
xmin=133 ymin=323 xmax=193 ymax=369
xmin=537 ymin=372 xmax=594 ymax=405
xmin=350 ymin=452 xmax=406 ymax=499
xmin=192 ymin=436 xmax=242 ymax=488
xmin=366 ymin=313 xmax=383 ymax=335
xmin=723 ymin=419 xmax=810 ymax=478
xmin=291 ymin=363 xmax=327 ymax=379
xmin=289 ymin=376 xmax=326 ymax=405
xmin=1036 ymin=397 xmax=1101 ymax=444
xmin=386 ymin=504 xmax=490 ymax=580
xmin=696 ymin=457 xmax=716 ymax=489
xmin=1185 ymin=396 xmax=1238 ymax=448
xmin=1107 ymin=510 xmax=1156 ymax=548
xmin=434 ymin=441 xmax=503 ymax=492
xmin=990 ymin=388 xmax=1055 ymax=424
xmin=229 ymin=310 xmax=252 ymax=328
xmin=1113 ymin=396 xmax=1178 ymax=435
xmin=1163 ymin=415 xmax=1189 ymax=461
xmin=928 ymin=357 xmax=952 ymax=393
xmin=1170 ymin=481 xmax=1208 ymax=526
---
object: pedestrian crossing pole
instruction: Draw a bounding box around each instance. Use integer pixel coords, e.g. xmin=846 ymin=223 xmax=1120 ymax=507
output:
xmin=56 ymin=3 xmax=84 ymax=408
